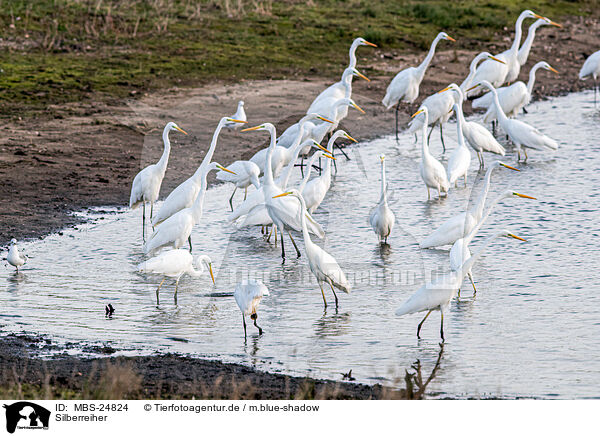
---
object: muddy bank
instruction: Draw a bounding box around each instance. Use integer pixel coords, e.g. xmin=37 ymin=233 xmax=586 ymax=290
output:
xmin=0 ymin=333 xmax=417 ymax=400
xmin=0 ymin=15 xmax=598 ymax=246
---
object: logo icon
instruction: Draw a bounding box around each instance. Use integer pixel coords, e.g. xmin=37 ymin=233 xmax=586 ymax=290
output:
xmin=3 ymin=402 xmax=50 ymax=434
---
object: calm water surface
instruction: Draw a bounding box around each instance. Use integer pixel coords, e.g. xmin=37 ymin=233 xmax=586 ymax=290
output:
xmin=2 ymin=91 xmax=600 ymax=399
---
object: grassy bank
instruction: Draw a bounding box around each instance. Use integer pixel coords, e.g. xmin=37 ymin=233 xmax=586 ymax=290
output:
xmin=0 ymin=0 xmax=595 ymax=115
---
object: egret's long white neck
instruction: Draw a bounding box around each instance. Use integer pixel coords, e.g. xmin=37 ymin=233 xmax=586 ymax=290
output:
xmin=264 ymin=125 xmax=277 ymax=187
xmin=464 ymin=189 xmax=499 ymax=246
xmin=199 ymin=119 xmax=226 ymax=173
xmin=341 ymin=70 xmax=354 ymax=96
xmin=460 ymin=54 xmax=487 ymax=92
xmin=157 ymin=126 xmax=172 ymax=172
xmin=459 ymin=231 xmax=498 ymax=279
xmin=420 ymin=112 xmax=431 ymax=159
xmin=278 ymin=121 xmax=309 ymax=188
xmin=509 ymin=12 xmax=528 ymax=55
xmin=454 ymin=103 xmax=467 ymax=149
xmin=526 ymin=63 xmax=543 ymax=97
xmin=470 ymin=159 xmax=499 ymax=221
xmin=295 ymin=194 xmax=314 ymax=249
xmin=322 ymin=134 xmax=339 ymax=180
xmin=379 ymin=160 xmax=387 ymax=204
xmin=299 ymin=153 xmax=321 ymax=192
xmin=348 ymin=40 xmax=360 ymax=69
xmin=417 ymin=35 xmax=442 ymax=78
xmin=518 ymin=20 xmax=544 ymax=66
xmin=191 ymin=168 xmax=210 ymax=223
xmin=487 ymin=85 xmax=510 ymax=125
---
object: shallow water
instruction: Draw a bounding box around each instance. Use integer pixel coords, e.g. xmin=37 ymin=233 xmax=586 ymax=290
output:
xmin=2 ymin=91 xmax=600 ymax=399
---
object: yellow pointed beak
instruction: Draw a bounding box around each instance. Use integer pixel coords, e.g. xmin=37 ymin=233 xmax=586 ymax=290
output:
xmin=508 ymin=233 xmax=527 ymax=242
xmin=344 ymin=133 xmax=358 ymax=143
xmin=500 ymin=163 xmax=520 ymax=171
xmin=273 ymin=192 xmax=292 ymax=198
xmin=515 ymin=193 xmax=537 ymax=200
xmin=548 ymin=20 xmax=562 ymax=28
xmin=489 ymin=56 xmax=506 ymax=64
xmin=175 ymin=126 xmax=188 ymax=135
xmin=445 ymin=36 xmax=456 ymax=42
xmin=351 ymin=102 xmax=366 ymax=114
xmin=217 ymin=165 xmax=236 ymax=175
xmin=533 ymin=13 xmax=544 ymax=20
xmin=323 ymin=153 xmax=336 ymax=161
xmin=466 ymin=84 xmax=479 ymax=92
xmin=364 ymin=40 xmax=377 ymax=47
xmin=317 ymin=116 xmax=334 ymax=124
xmin=314 ymin=142 xmax=330 ymax=154
xmin=241 ymin=125 xmax=262 ymax=132
xmin=548 ymin=66 xmax=559 ymax=74
xmin=229 ymin=119 xmax=248 ymax=124
xmin=411 ymin=109 xmax=424 ymax=118
xmin=355 ymin=71 xmax=370 ymax=82
xmin=209 ymin=263 xmax=215 ymax=284
xmin=437 ymin=86 xmax=452 ymax=94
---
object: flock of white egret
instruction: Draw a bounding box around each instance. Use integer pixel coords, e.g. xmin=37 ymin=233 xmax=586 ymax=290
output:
xmin=6 ymin=9 xmax=600 ymax=342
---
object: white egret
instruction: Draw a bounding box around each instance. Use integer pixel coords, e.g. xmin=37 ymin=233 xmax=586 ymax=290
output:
xmin=579 ymin=50 xmax=600 ymax=104
xmin=439 ymin=85 xmax=505 ymax=168
xmin=129 ymin=122 xmax=187 ymax=240
xmin=137 ymin=250 xmax=214 ymax=304
xmin=274 ymin=190 xmax=351 ymax=309
xmin=347 ymin=37 xmax=378 ymax=69
xmin=234 ymin=279 xmax=270 ymax=338
xmin=310 ymin=96 xmax=366 ymax=137
xmin=242 ymin=123 xmax=325 ymax=262
xmin=144 ymin=162 xmax=234 ymax=255
xmin=419 ymin=161 xmax=524 ymax=248
xmin=298 ymin=150 xmax=332 ymax=193
xmin=447 ymin=103 xmax=471 ymax=188
xmin=152 ymin=117 xmax=246 ymax=226
xmin=382 ymin=32 xmax=455 ymax=139
xmin=470 ymin=81 xmax=558 ymax=161
xmin=369 ymin=154 xmax=395 ymax=244
xmin=467 ymin=10 xmax=543 ymax=95
xmin=517 ymin=18 xmax=562 ymax=67
xmin=396 ymin=229 xmax=526 ymax=341
xmin=459 ymin=52 xmax=506 ymax=93
xmin=407 ymin=83 xmax=461 ymax=152
xmin=302 ymin=130 xmax=354 ymax=213
xmin=250 ymin=114 xmax=332 ymax=176
xmin=217 ymin=160 xmax=261 ymax=211
xmin=449 ymin=190 xmax=526 ymax=294
xmin=307 ymin=67 xmax=370 ymax=113
xmin=473 ymin=62 xmax=558 ymax=123
xmin=7 ymin=239 xmax=27 ymax=272
xmin=413 ymin=107 xmax=449 ymax=199
xmin=224 ymin=101 xmax=247 ymax=128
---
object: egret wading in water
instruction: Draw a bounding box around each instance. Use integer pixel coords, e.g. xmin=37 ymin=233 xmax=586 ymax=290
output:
xmin=137 ymin=250 xmax=214 ymax=304
xmin=579 ymin=50 xmax=600 ymax=104
xmin=396 ymin=229 xmax=526 ymax=341
xmin=7 ymin=239 xmax=27 ymax=272
xmin=413 ymin=107 xmax=449 ymax=200
xmin=144 ymin=162 xmax=235 ymax=255
xmin=274 ymin=190 xmax=351 ymax=309
xmin=224 ymin=101 xmax=247 ymax=128
xmin=446 ymin=102 xmax=471 ymax=188
xmin=469 ymin=81 xmax=558 ymax=162
xmin=473 ymin=61 xmax=558 ymax=123
xmin=152 ymin=117 xmax=246 ymax=226
xmin=369 ymin=155 xmax=395 ymax=244
xmin=438 ymin=85 xmax=505 ymax=168
xmin=129 ymin=122 xmax=187 ymax=241
xmin=217 ymin=160 xmax=261 ymax=211
xmin=419 ymin=161 xmax=524 ymax=249
xmin=382 ymin=32 xmax=455 ymax=139
xmin=234 ymin=279 xmax=270 ymax=339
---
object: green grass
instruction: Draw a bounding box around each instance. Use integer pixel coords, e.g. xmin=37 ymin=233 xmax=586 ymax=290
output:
xmin=0 ymin=0 xmax=595 ymax=115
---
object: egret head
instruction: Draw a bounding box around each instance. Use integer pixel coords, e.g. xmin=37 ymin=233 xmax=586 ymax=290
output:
xmin=241 ymin=122 xmax=275 ymax=133
xmin=520 ymin=10 xmax=545 ymax=21
xmin=354 ymin=37 xmax=377 ymax=48
xmin=380 ymin=154 xmax=385 ymax=163
xmin=497 ymin=229 xmax=527 ymax=242
xmin=541 ymin=17 xmax=562 ymax=28
xmin=238 ymin=100 xmax=245 ymax=107
xmin=331 ymin=130 xmax=358 ymax=144
xmin=210 ymin=162 xmax=236 ymax=175
xmin=411 ymin=107 xmax=428 ymax=119
xmin=223 ymin=116 xmax=247 ymax=126
xmin=537 ymin=61 xmax=559 ymax=74
xmin=344 ymin=98 xmax=365 ymax=113
xmin=10 ymin=238 xmax=17 ymax=245
xmin=437 ymin=32 xmax=456 ymax=42
xmin=503 ymin=190 xmax=537 ymax=200
xmin=305 ymin=113 xmax=334 ymax=124
xmin=310 ymin=140 xmax=335 ymax=155
xmin=350 ymin=67 xmax=370 ymax=82
xmin=165 ymin=122 xmax=188 ymax=135
xmin=467 ymin=80 xmax=495 ymax=94
xmin=438 ymin=83 xmax=463 ymax=101
xmin=493 ymin=161 xmax=520 ymax=172
xmin=195 ymin=255 xmax=214 ymax=284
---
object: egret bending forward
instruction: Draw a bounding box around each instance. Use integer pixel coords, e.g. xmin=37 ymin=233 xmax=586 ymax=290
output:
xmin=234 ymin=279 xmax=270 ymax=339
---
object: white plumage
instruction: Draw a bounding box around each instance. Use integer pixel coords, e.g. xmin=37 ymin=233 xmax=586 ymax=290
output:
xmin=224 ymin=101 xmax=247 ymax=129
xmin=446 ymin=102 xmax=471 ymax=188
xmin=413 ymin=107 xmax=449 ymax=199
xmin=234 ymin=279 xmax=270 ymax=338
xmin=307 ymin=67 xmax=369 ymax=114
xmin=7 ymin=239 xmax=27 ymax=272
xmin=369 ymin=155 xmax=395 ymax=244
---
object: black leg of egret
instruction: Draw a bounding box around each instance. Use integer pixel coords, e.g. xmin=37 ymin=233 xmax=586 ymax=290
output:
xmin=329 ymin=282 xmax=339 ymax=309
xmin=440 ymin=312 xmax=445 ymax=342
xmin=523 ymin=107 xmax=528 ymax=114
xmin=417 ymin=309 xmax=433 ymax=339
xmin=395 ymin=101 xmax=400 ymax=141
xmin=427 ymin=124 xmax=434 ymax=143
xmin=318 ymin=157 xmax=322 ymax=176
xmin=242 ymin=314 xmax=247 ymax=339
xmin=156 ymin=278 xmax=165 ymax=305
xmin=244 ymin=186 xmax=247 ymax=201
xmin=280 ymin=229 xmax=286 ymax=263
xmin=266 ymin=226 xmax=273 ymax=242
xmin=336 ymin=143 xmax=351 ymax=160
xmin=142 ymin=202 xmax=146 ymax=242
xmin=414 ymin=133 xmax=418 ymax=143
xmin=299 ymin=156 xmax=305 ymax=178
xmin=174 ymin=278 xmax=179 ymax=305
xmin=457 ymin=288 xmax=461 ymax=298
xmin=228 ymin=187 xmax=237 ymax=212
xmin=319 ymin=283 xmax=327 ymax=309
xmin=251 ymin=313 xmax=263 ymax=335
xmin=440 ymin=124 xmax=446 ymax=153
xmin=469 ymin=274 xmax=477 ymax=295
xmin=288 ymin=231 xmax=301 ymax=258
xmin=188 ymin=235 xmax=192 ymax=252
xmin=150 ymin=202 xmax=154 ymax=220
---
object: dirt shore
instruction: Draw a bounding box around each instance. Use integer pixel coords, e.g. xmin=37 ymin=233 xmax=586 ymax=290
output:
xmin=1 ymin=15 xmax=598 ymax=246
